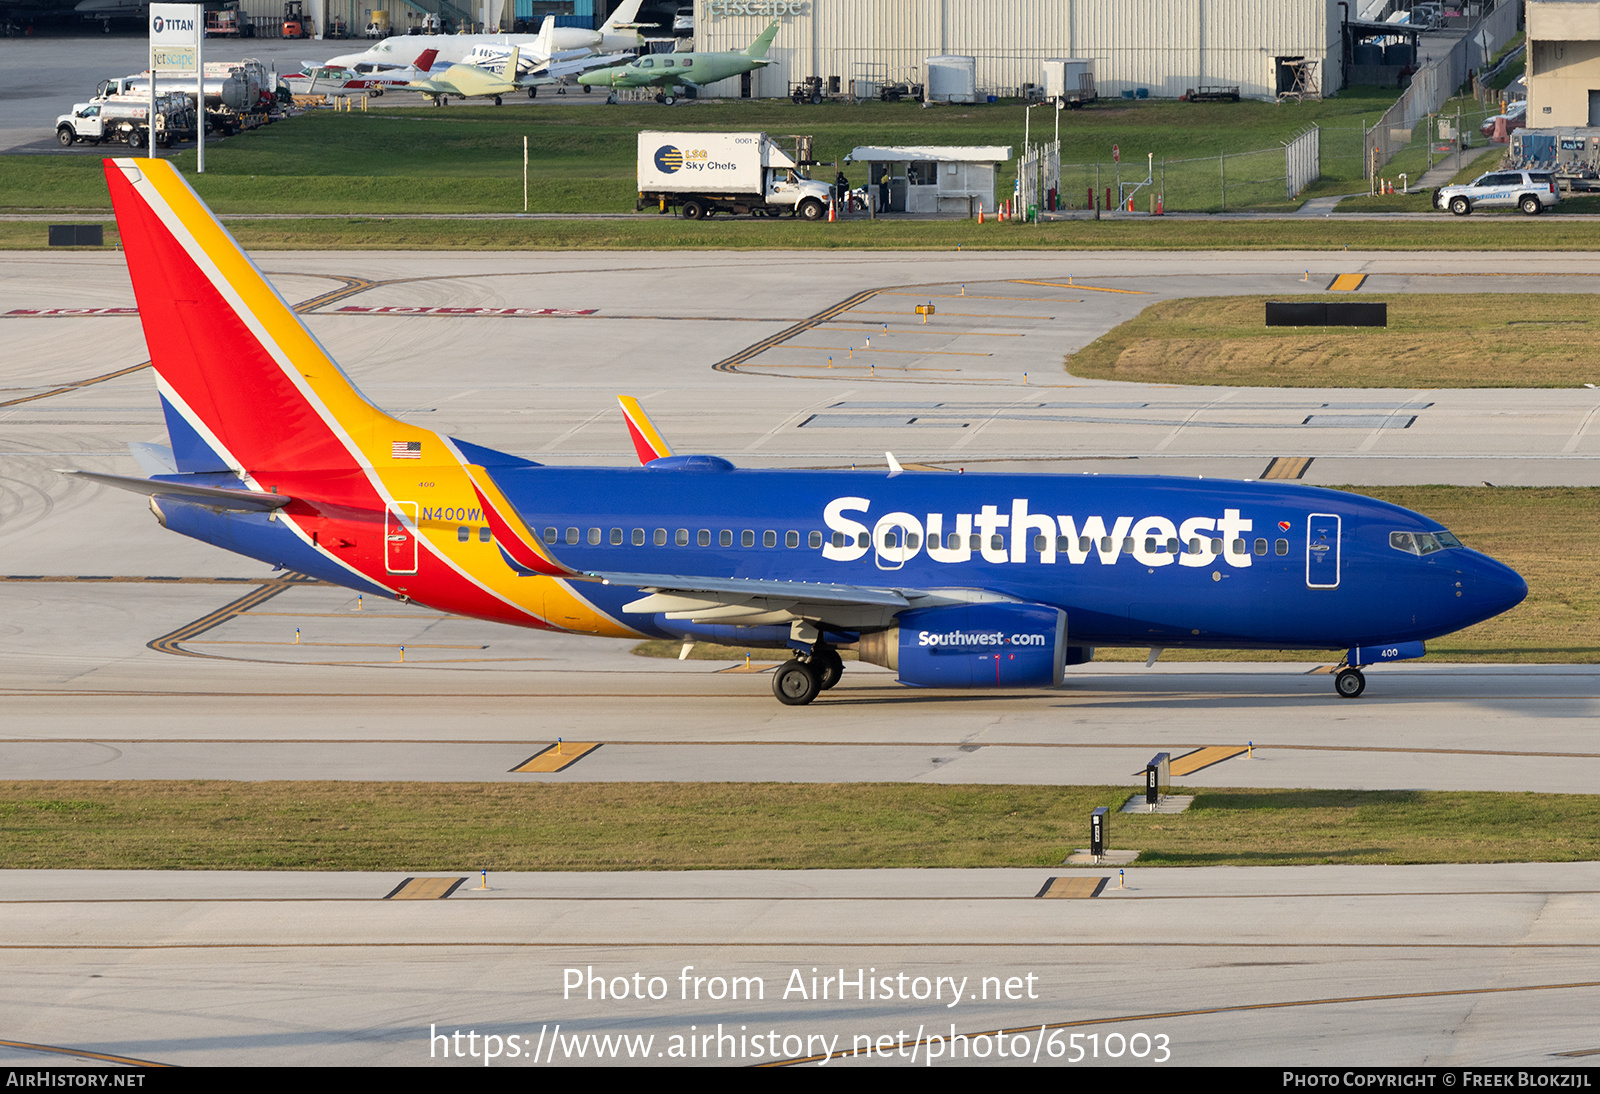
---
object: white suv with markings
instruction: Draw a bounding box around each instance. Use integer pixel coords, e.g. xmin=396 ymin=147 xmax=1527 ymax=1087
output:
xmin=1434 ymin=170 xmax=1559 ymax=216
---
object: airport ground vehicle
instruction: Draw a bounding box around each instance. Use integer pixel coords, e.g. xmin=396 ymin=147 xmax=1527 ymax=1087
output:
xmin=96 ymin=60 xmax=272 ymax=137
xmin=56 ymin=93 xmax=195 ymax=148
xmin=637 ymin=131 xmax=834 ymax=220
xmin=1433 ymin=169 xmax=1559 ymax=215
xmin=83 ymin=157 xmax=1530 ymax=707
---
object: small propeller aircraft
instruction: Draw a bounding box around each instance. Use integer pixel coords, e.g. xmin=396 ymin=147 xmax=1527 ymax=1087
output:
xmin=578 ymin=19 xmax=779 ymax=104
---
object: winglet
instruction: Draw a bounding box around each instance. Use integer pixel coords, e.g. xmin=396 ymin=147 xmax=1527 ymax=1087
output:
xmin=886 ymin=451 xmax=904 ymax=478
xmin=413 ymin=48 xmax=438 ymax=73
xmin=618 ymin=396 xmax=675 ymax=465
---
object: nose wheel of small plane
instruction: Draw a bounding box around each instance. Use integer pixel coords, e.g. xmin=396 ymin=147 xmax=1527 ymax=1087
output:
xmin=1335 ymin=668 xmax=1366 ymax=699
xmin=773 ymin=659 xmax=821 ymax=705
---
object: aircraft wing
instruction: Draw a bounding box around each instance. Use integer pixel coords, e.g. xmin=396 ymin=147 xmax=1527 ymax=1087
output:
xmin=534 ymin=51 xmax=631 ymax=81
xmin=576 ymin=571 xmax=1014 ymax=630
xmin=58 ymin=470 xmax=290 ymax=512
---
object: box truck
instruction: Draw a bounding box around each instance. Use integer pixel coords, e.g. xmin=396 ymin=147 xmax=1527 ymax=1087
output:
xmin=638 ymin=131 xmax=835 ymax=220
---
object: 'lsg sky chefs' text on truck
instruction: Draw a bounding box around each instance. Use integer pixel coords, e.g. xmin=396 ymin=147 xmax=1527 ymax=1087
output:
xmin=637 ymin=132 xmax=834 ymax=220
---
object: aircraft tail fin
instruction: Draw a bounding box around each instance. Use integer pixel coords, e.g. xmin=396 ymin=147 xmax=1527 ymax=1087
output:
xmin=600 ymin=0 xmax=643 ymax=33
xmin=745 ymin=19 xmax=780 ymax=59
xmin=505 ymin=44 xmax=520 ymax=76
xmin=103 ymin=157 xmax=408 ymax=477
xmin=617 ymin=396 xmax=675 ymax=464
xmin=534 ymin=13 xmax=554 ymax=56
xmin=413 ymin=47 xmax=438 ymax=72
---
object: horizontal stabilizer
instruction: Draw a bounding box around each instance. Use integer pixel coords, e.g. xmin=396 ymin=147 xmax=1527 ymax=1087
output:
xmin=59 ymin=470 xmax=290 ymax=511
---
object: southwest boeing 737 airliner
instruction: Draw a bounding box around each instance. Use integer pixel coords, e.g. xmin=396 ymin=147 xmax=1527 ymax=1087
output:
xmin=75 ymin=158 xmax=1528 ymax=705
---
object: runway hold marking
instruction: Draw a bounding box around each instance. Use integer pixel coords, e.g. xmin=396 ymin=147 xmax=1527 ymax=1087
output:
xmin=1 ymin=274 xmax=381 ymax=408
xmin=1168 ymin=745 xmax=1249 ymax=776
xmin=1261 ymin=456 xmax=1314 ymax=480
xmin=0 ymin=574 xmax=323 ymax=584
xmin=512 ymin=742 xmax=601 ymax=772
xmin=1035 ymin=877 xmax=1108 ymax=899
xmin=1007 ymin=279 xmax=1151 ymax=295
xmin=383 ymin=877 xmax=467 ymax=900
xmin=332 ymin=305 xmax=598 ymax=318
xmin=1328 ymin=273 xmax=1367 ymax=292
xmin=0 ymin=1039 xmax=173 ymax=1068
xmin=3 ymin=307 xmax=140 ymax=318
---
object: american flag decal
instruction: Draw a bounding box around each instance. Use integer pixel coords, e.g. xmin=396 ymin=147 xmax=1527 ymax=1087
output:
xmin=392 ymin=441 xmax=422 ymax=460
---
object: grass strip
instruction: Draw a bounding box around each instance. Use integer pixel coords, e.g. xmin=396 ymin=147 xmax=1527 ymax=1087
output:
xmin=1066 ymin=293 xmax=1600 ymax=388
xmin=3 ymin=782 xmax=1596 ymax=870
xmin=11 ymin=216 xmax=1600 ymax=252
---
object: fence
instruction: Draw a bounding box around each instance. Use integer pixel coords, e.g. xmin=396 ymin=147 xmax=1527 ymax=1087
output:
xmin=1042 ymin=128 xmax=1331 ymax=214
xmin=1364 ymin=0 xmax=1522 ymax=176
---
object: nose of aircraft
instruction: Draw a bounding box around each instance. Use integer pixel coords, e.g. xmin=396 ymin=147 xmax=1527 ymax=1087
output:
xmin=1462 ymin=551 xmax=1528 ymax=624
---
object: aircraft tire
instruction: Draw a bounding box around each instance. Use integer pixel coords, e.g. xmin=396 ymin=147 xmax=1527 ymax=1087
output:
xmin=663 ymin=94 xmax=675 ymax=105
xmin=494 ymin=95 xmax=502 ymax=106
xmin=1335 ymin=668 xmax=1366 ymax=699
xmin=773 ymin=660 xmax=821 ymax=705
xmin=528 ymin=87 xmax=536 ymax=98
xmin=583 ymin=84 xmax=591 ymax=94
xmin=606 ymin=92 xmax=617 ymax=104
xmin=813 ymin=649 xmax=844 ymax=690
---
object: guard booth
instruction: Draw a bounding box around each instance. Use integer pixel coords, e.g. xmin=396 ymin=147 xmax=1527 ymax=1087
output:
xmin=844 ymin=145 xmax=1012 ymax=215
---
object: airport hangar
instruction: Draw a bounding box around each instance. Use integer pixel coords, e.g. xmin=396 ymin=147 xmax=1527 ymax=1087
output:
xmin=687 ymin=0 xmax=1347 ymax=102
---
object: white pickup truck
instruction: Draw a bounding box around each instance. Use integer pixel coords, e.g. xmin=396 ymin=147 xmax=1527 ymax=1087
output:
xmin=56 ymin=93 xmax=196 ymax=148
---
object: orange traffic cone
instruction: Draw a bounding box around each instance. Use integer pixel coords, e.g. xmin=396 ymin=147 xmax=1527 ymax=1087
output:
xmin=827 ymin=196 xmax=836 ymax=222
xmin=1156 ymin=194 xmax=1164 ymax=215
xmin=977 ymin=204 xmax=984 ymax=224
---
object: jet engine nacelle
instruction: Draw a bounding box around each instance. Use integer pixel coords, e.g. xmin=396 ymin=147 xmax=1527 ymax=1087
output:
xmin=859 ymin=603 xmax=1071 ymax=688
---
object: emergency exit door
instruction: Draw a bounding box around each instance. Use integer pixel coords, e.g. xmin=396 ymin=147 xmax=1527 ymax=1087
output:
xmin=1306 ymin=513 xmax=1340 ymax=589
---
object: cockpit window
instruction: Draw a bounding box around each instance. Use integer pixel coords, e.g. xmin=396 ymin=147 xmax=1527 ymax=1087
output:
xmin=1390 ymin=530 xmax=1458 ymax=555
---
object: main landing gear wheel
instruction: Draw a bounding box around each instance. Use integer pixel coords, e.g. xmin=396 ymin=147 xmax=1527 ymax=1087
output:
xmin=527 ymin=86 xmax=536 ymax=98
xmin=1335 ymin=668 xmax=1366 ymax=699
xmin=493 ymin=95 xmax=502 ymax=106
xmin=663 ymin=93 xmax=676 ymax=105
xmin=812 ymin=649 xmax=844 ymax=690
xmin=773 ymin=659 xmax=821 ymax=705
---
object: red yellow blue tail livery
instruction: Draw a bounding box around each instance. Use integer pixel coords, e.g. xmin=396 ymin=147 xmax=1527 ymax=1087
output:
xmin=74 ymin=158 xmax=1528 ymax=705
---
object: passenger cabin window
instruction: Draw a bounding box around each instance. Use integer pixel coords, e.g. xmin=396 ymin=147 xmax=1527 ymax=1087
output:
xmin=588 ymin=527 xmax=601 ymax=545
xmin=1254 ymin=538 xmax=1268 ymax=555
xmin=544 ymin=527 xmax=557 ymax=544
xmin=633 ymin=528 xmax=646 ymax=546
xmin=719 ymin=529 xmax=733 ymax=547
xmin=457 ymin=526 xmax=470 ymax=542
xmin=655 ymin=528 xmax=668 ymax=546
xmin=610 ymin=528 xmax=623 ymax=545
xmin=804 ymin=531 xmax=818 ymax=548
xmin=742 ymin=530 xmax=756 ymax=547
xmin=480 ymin=527 xmax=491 ymax=543
xmin=1275 ymin=538 xmax=1289 ymax=555
xmin=764 ymin=530 xmax=777 ymax=548
xmin=566 ymin=527 xmax=579 ymax=544
xmin=698 ymin=529 xmax=711 ymax=547
xmin=675 ymin=529 xmax=689 ymax=546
